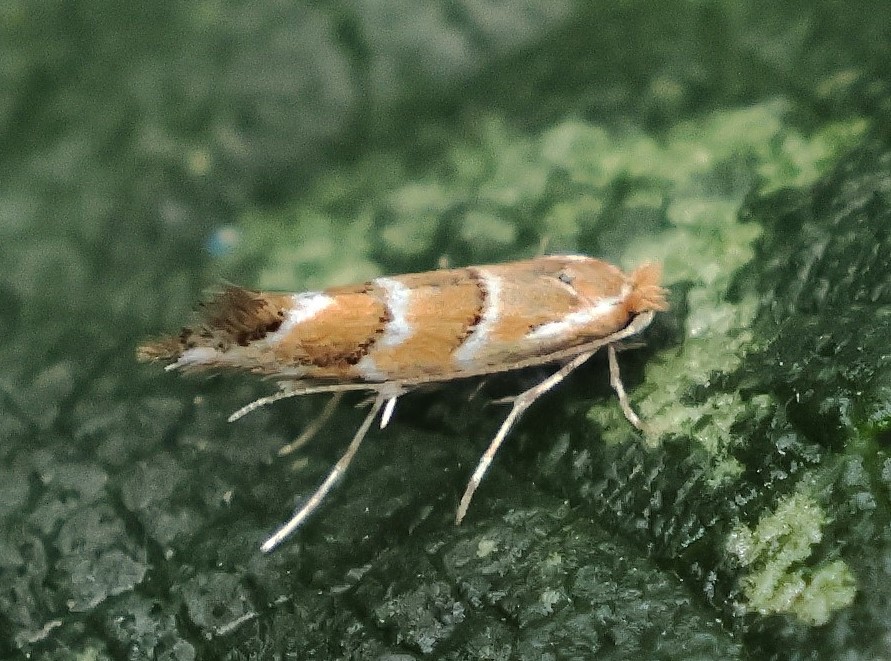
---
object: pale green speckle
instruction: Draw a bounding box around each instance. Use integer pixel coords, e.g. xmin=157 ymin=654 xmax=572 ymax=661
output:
xmin=590 ymin=102 xmax=864 ymax=469
xmin=758 ymin=118 xmax=869 ymax=194
xmin=539 ymin=197 xmax=596 ymax=244
xmin=232 ymin=211 xmax=379 ymax=291
xmin=476 ymin=538 xmax=497 ymax=558
xmin=233 ymin=99 xmax=865 ymax=293
xmin=379 ymin=217 xmax=440 ymax=258
xmin=459 ymin=212 xmax=517 ymax=248
xmin=539 ymin=588 xmax=562 ymax=614
xmin=727 ymin=493 xmax=857 ymax=626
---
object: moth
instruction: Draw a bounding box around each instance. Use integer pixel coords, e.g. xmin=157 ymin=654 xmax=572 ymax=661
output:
xmin=138 ymin=255 xmax=668 ymax=551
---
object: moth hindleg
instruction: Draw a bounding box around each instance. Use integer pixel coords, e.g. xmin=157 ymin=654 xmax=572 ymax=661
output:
xmin=261 ymin=392 xmax=387 ymax=552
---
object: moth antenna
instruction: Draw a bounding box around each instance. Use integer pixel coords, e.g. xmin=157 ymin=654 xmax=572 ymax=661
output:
xmin=455 ymin=349 xmax=597 ymax=525
xmin=261 ymin=392 xmax=387 ymax=553
xmin=277 ymin=392 xmax=345 ymax=457
xmin=228 ymin=388 xmax=302 ymax=422
xmin=608 ymin=344 xmax=646 ymax=431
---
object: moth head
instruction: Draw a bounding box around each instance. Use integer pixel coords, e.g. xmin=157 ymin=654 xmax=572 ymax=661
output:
xmin=625 ymin=263 xmax=669 ymax=315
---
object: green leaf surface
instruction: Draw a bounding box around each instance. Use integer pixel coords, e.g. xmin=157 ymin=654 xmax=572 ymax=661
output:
xmin=2 ymin=0 xmax=889 ymax=658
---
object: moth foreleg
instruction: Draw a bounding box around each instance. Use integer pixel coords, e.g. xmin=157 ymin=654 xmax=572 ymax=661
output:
xmin=455 ymin=350 xmax=597 ymax=525
xmin=607 ymin=344 xmax=645 ymax=431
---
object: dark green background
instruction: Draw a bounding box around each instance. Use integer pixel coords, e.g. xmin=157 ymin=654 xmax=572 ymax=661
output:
xmin=2 ymin=1 xmax=890 ymax=658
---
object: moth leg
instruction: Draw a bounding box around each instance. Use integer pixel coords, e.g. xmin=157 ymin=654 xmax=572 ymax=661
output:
xmin=261 ymin=392 xmax=387 ymax=553
xmin=455 ymin=350 xmax=596 ymax=525
xmin=277 ymin=392 xmax=345 ymax=457
xmin=380 ymin=396 xmax=399 ymax=429
xmin=356 ymin=388 xmax=402 ymax=429
xmin=608 ymin=343 xmax=645 ymax=431
xmin=228 ymin=388 xmax=303 ymax=422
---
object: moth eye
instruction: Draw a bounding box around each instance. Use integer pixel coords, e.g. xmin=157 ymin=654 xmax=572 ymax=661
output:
xmin=558 ymin=271 xmax=574 ymax=285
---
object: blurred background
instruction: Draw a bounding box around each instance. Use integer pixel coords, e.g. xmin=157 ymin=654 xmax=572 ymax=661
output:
xmin=2 ymin=0 xmax=890 ymax=658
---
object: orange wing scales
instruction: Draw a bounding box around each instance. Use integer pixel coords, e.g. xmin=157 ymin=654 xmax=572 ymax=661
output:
xmin=138 ymin=255 xmax=667 ymax=384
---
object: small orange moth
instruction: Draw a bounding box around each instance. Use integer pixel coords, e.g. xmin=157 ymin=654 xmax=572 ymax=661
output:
xmin=138 ymin=255 xmax=667 ymax=552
